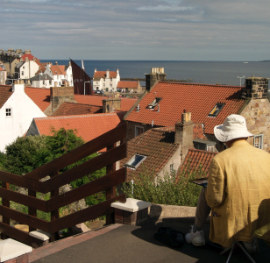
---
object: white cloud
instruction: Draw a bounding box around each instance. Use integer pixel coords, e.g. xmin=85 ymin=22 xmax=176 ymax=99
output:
xmin=137 ymin=5 xmax=193 ymax=12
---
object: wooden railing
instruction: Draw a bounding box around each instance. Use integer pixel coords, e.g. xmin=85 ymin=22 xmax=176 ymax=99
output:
xmin=0 ymin=123 xmax=127 ymax=247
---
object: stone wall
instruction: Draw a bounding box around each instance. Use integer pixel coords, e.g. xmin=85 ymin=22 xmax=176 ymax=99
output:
xmin=241 ymin=99 xmax=270 ymax=152
xmin=126 ymin=121 xmax=154 ymax=141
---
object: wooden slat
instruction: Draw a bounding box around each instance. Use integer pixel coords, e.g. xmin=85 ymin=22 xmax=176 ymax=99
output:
xmin=41 ymin=143 xmax=127 ymax=193
xmin=28 ymin=189 xmax=37 ymax=232
xmin=0 ymin=205 xmax=49 ymax=232
xmin=0 ymin=171 xmax=42 ymax=192
xmin=50 ymin=171 xmax=59 ymax=242
xmin=0 ymin=187 xmax=46 ymax=211
xmin=1 ymin=182 xmax=10 ymax=240
xmin=49 ymin=194 xmax=126 ymax=233
xmin=25 ymin=122 xmax=127 ymax=181
xmin=47 ymin=168 xmax=126 ymax=211
xmin=106 ymin=143 xmax=116 ymax=225
xmin=0 ymin=221 xmax=44 ymax=248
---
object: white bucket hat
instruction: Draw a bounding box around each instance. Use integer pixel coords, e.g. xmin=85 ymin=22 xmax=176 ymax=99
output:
xmin=214 ymin=114 xmax=253 ymax=142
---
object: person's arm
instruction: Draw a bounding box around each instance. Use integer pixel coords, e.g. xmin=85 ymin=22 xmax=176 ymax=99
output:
xmin=205 ymin=158 xmax=225 ymax=208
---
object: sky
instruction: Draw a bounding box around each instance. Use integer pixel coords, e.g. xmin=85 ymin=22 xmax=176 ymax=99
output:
xmin=1 ymin=0 xmax=270 ymax=61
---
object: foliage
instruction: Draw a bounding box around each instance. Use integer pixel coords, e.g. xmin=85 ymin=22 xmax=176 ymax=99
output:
xmin=4 ymin=135 xmax=47 ymax=175
xmin=122 ymin=165 xmax=201 ymax=207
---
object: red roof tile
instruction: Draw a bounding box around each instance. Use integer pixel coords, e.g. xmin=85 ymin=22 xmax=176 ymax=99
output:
xmin=50 ymin=65 xmax=66 ymax=75
xmin=125 ymin=82 xmax=245 ymax=134
xmin=117 ymin=81 xmax=138 ymax=89
xmin=25 ymin=87 xmax=50 ymax=112
xmin=178 ymin=149 xmax=217 ymax=180
xmin=51 ymin=102 xmax=102 ymax=116
xmin=93 ymin=71 xmax=117 ymax=79
xmin=24 ymin=87 xmax=137 ymax=113
xmin=33 ymin=113 xmax=124 ymax=147
xmin=0 ymin=67 xmax=4 ymax=71
xmin=21 ymin=54 xmax=35 ymax=61
xmin=0 ymin=85 xmax=12 ymax=108
xmin=120 ymin=128 xmax=179 ymax=182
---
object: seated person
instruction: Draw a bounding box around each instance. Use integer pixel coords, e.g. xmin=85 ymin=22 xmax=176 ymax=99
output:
xmin=185 ymin=114 xmax=270 ymax=250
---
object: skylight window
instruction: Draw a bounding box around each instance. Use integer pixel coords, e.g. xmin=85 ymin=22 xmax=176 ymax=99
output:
xmin=147 ymin=97 xmax=162 ymax=110
xmin=125 ymin=154 xmax=147 ymax=169
xmin=208 ymin=103 xmax=225 ymax=117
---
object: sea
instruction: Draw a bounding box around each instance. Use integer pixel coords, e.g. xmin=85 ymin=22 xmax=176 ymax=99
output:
xmin=41 ymin=60 xmax=270 ymax=87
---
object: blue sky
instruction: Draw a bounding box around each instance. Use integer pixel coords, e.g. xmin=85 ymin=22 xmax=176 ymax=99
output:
xmin=1 ymin=0 xmax=270 ymax=61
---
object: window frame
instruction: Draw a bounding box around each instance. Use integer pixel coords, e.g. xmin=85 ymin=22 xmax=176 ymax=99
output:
xmin=125 ymin=154 xmax=147 ymax=170
xmin=135 ymin=125 xmax=144 ymax=137
xmin=254 ymin=134 xmax=263 ymax=149
xmin=5 ymin=108 xmax=12 ymax=117
xmin=208 ymin=103 xmax=225 ymax=117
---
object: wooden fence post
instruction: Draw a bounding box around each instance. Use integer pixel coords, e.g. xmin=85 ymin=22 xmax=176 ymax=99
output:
xmin=106 ymin=143 xmax=116 ymax=225
xmin=50 ymin=171 xmax=59 ymax=242
xmin=28 ymin=189 xmax=37 ymax=232
xmin=1 ymin=182 xmax=10 ymax=239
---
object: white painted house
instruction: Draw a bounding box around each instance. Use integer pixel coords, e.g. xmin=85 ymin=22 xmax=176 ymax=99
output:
xmin=15 ymin=58 xmax=40 ymax=80
xmin=0 ymin=81 xmax=46 ymax=152
xmin=44 ymin=62 xmax=73 ymax=87
xmin=0 ymin=65 xmax=7 ymax=85
xmin=93 ymin=69 xmax=120 ymax=92
xmin=30 ymin=73 xmax=54 ymax=88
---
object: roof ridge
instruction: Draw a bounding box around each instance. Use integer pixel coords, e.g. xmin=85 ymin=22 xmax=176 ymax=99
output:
xmin=158 ymin=81 xmax=242 ymax=89
xmin=188 ymin=148 xmax=217 ymax=155
xmin=34 ymin=112 xmax=120 ymax=121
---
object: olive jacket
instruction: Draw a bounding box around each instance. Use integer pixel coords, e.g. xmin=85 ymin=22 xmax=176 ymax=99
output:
xmin=206 ymin=140 xmax=270 ymax=247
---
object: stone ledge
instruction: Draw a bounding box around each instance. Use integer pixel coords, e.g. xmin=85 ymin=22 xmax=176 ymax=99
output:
xmin=149 ymin=204 xmax=196 ymax=219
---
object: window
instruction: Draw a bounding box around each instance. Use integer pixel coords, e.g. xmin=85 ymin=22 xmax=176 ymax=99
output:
xmin=208 ymin=103 xmax=225 ymax=117
xmin=135 ymin=126 xmax=144 ymax=137
xmin=21 ymin=71 xmax=24 ymax=76
xmin=6 ymin=108 xmax=11 ymax=117
xmin=254 ymin=134 xmax=263 ymax=149
xmin=170 ymin=164 xmax=175 ymax=174
xmin=49 ymin=80 xmax=52 ymax=85
xmin=147 ymin=97 xmax=162 ymax=110
xmin=125 ymin=154 xmax=147 ymax=169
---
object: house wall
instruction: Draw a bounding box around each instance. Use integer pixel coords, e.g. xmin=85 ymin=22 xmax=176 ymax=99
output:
xmin=31 ymin=79 xmax=53 ymax=88
xmin=19 ymin=61 xmax=39 ymax=80
xmin=0 ymin=70 xmax=7 ymax=85
xmin=241 ymin=99 xmax=270 ymax=152
xmin=126 ymin=121 xmax=154 ymax=141
xmin=156 ymin=146 xmax=181 ymax=181
xmin=0 ymin=81 xmax=46 ymax=152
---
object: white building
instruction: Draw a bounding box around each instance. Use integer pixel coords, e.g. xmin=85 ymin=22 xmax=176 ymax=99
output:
xmin=15 ymin=58 xmax=40 ymax=80
xmin=30 ymin=73 xmax=54 ymax=88
xmin=44 ymin=62 xmax=73 ymax=87
xmin=0 ymin=65 xmax=7 ymax=85
xmin=93 ymin=69 xmax=120 ymax=92
xmin=0 ymin=80 xmax=46 ymax=152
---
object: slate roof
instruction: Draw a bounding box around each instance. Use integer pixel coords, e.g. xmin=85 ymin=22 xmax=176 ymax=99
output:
xmin=178 ymin=149 xmax=217 ymax=180
xmin=0 ymin=85 xmax=12 ymax=108
xmin=51 ymin=102 xmax=102 ymax=116
xmin=93 ymin=71 xmax=117 ymax=79
xmin=32 ymin=113 xmax=124 ymax=148
xmin=125 ymin=81 xmax=246 ymax=134
xmin=117 ymin=81 xmax=139 ymax=89
xmin=30 ymin=74 xmax=53 ymax=81
xmin=120 ymin=127 xmax=179 ymax=182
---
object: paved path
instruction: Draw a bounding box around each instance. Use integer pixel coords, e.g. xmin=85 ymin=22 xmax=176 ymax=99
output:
xmin=30 ymin=218 xmax=270 ymax=263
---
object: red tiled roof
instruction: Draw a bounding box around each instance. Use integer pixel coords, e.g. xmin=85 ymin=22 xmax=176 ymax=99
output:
xmin=0 ymin=85 xmax=12 ymax=108
xmin=33 ymin=113 xmax=124 ymax=147
xmin=117 ymin=81 xmax=138 ymax=89
xmin=50 ymin=65 xmax=66 ymax=75
xmin=51 ymin=102 xmax=102 ymax=116
xmin=75 ymin=94 xmax=137 ymax=112
xmin=193 ymin=123 xmax=208 ymax=140
xmin=24 ymin=87 xmax=137 ymax=113
xmin=0 ymin=67 xmax=4 ymax=71
xmin=125 ymin=82 xmax=245 ymax=134
xmin=178 ymin=149 xmax=217 ymax=180
xmin=25 ymin=87 xmax=50 ymax=112
xmin=21 ymin=54 xmax=35 ymax=61
xmin=93 ymin=71 xmax=117 ymax=79
xmin=120 ymin=128 xmax=179 ymax=182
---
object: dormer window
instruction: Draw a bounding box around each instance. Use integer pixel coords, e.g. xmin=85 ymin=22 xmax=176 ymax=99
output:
xmin=147 ymin=97 xmax=162 ymax=110
xmin=125 ymin=154 xmax=147 ymax=170
xmin=208 ymin=103 xmax=225 ymax=117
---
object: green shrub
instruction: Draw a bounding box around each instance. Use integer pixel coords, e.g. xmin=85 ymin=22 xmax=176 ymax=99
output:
xmin=122 ymin=166 xmax=201 ymax=207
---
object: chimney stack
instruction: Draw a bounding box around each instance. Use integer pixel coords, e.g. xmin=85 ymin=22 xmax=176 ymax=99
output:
xmin=106 ymin=69 xmax=110 ymax=78
xmin=242 ymin=76 xmax=269 ymax=99
xmin=175 ymin=111 xmax=194 ymax=162
xmin=145 ymin=68 xmax=166 ymax=92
